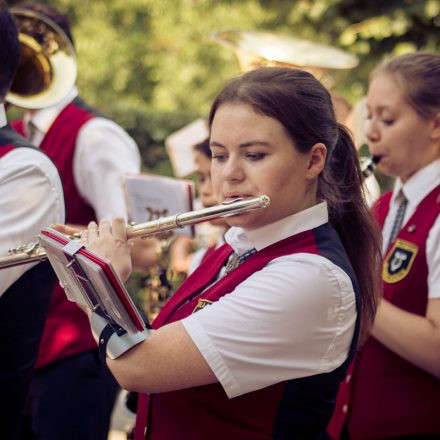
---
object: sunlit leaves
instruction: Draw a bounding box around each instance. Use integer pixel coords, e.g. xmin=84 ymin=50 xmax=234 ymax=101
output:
xmin=8 ymin=0 xmax=438 ymax=173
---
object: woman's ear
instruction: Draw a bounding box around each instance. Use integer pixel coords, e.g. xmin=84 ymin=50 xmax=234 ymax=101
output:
xmin=430 ymin=112 xmax=440 ymax=141
xmin=306 ymin=143 xmax=327 ymax=179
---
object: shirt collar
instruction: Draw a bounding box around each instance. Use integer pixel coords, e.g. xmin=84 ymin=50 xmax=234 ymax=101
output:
xmin=24 ymin=86 xmax=78 ymax=134
xmin=225 ymin=201 xmax=329 ymax=255
xmin=0 ymin=104 xmax=7 ymax=127
xmin=393 ymin=159 xmax=440 ymax=206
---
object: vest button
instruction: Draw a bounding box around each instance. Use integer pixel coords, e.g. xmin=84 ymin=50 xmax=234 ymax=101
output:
xmin=342 ymin=404 xmax=348 ymax=413
xmin=345 ymin=374 xmax=351 ymax=383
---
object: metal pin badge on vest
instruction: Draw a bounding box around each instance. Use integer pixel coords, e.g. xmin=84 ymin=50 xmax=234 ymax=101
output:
xmin=192 ymin=299 xmax=213 ymax=314
xmin=225 ymin=248 xmax=257 ymax=274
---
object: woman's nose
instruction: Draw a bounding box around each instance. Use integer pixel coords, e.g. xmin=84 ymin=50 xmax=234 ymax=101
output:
xmin=223 ymin=157 xmax=244 ymax=182
xmin=200 ymin=179 xmax=213 ymax=197
xmin=365 ymin=119 xmax=379 ymax=143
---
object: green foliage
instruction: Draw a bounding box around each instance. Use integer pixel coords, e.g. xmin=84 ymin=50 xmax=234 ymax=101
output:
xmin=6 ymin=0 xmax=440 ymax=173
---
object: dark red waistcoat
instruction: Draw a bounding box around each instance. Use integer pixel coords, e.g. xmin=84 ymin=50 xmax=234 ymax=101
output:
xmin=327 ymin=186 xmax=440 ymax=440
xmin=135 ymin=223 xmax=361 ymax=440
xmin=1 ymin=123 xmax=34 ymax=152
xmin=13 ymin=99 xmax=100 ymax=367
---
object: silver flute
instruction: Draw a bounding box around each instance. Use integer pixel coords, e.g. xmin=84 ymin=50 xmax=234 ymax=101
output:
xmin=0 ymin=195 xmax=270 ymax=269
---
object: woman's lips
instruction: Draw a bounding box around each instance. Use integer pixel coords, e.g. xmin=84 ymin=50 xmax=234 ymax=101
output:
xmin=224 ymin=193 xmax=252 ymax=201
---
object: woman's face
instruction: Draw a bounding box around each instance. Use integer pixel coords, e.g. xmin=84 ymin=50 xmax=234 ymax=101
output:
xmin=210 ymin=103 xmax=325 ymax=230
xmin=366 ymin=73 xmax=440 ymax=182
xmin=193 ymin=150 xmax=228 ymax=228
xmin=194 ymin=150 xmax=216 ymax=208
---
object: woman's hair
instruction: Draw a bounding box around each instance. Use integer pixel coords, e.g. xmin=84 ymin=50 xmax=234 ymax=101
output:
xmin=0 ymin=1 xmax=20 ymax=101
xmin=371 ymin=52 xmax=440 ymax=119
xmin=193 ymin=137 xmax=211 ymax=159
xmin=208 ymin=67 xmax=382 ymax=342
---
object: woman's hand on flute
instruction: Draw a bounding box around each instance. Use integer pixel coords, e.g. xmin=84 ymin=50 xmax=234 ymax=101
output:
xmin=84 ymin=218 xmax=132 ymax=283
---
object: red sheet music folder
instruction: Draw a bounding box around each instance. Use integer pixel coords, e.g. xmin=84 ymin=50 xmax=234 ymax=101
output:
xmin=39 ymin=228 xmax=145 ymax=334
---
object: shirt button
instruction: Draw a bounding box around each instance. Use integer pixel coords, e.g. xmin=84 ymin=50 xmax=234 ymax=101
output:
xmin=345 ymin=374 xmax=351 ymax=383
xmin=342 ymin=404 xmax=348 ymax=413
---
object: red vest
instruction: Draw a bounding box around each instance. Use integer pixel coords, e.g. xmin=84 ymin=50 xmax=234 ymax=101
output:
xmin=327 ymin=186 xmax=440 ymax=439
xmin=13 ymin=99 xmax=99 ymax=367
xmin=0 ymin=124 xmax=34 ymax=153
xmin=136 ymin=223 xmax=360 ymax=440
xmin=0 ymin=143 xmax=15 ymax=156
xmin=200 ymin=243 xmax=218 ymax=263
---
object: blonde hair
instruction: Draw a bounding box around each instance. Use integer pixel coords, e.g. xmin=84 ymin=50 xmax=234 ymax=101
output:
xmin=372 ymin=52 xmax=440 ymax=119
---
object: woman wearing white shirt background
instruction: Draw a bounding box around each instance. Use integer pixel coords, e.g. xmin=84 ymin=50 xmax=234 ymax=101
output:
xmin=0 ymin=3 xmax=65 ymax=438
xmin=328 ymin=52 xmax=440 ymax=439
xmin=57 ymin=66 xmax=382 ymax=439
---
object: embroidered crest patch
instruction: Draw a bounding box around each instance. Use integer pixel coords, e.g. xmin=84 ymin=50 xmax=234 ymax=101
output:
xmin=383 ymin=239 xmax=418 ymax=284
xmin=192 ymin=298 xmax=214 ymax=314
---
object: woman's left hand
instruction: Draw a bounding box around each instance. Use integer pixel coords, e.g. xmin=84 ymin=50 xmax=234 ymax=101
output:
xmin=84 ymin=217 xmax=132 ymax=283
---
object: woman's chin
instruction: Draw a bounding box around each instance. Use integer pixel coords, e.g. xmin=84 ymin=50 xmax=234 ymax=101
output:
xmin=226 ymin=212 xmax=266 ymax=230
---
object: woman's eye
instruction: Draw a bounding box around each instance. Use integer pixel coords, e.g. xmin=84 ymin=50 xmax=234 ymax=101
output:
xmin=246 ymin=153 xmax=266 ymax=161
xmin=212 ymin=154 xmax=227 ymax=162
xmin=382 ymin=119 xmax=395 ymax=126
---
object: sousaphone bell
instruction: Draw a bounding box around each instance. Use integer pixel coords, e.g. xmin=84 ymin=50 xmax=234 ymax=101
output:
xmin=6 ymin=8 xmax=77 ymax=109
xmin=211 ymin=30 xmax=359 ymax=122
xmin=211 ymin=29 xmax=359 ymax=76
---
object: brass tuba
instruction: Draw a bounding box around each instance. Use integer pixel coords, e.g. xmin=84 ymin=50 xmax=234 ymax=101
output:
xmin=6 ymin=8 xmax=77 ymax=109
xmin=211 ymin=29 xmax=359 ymax=75
xmin=210 ymin=30 xmax=359 ymax=122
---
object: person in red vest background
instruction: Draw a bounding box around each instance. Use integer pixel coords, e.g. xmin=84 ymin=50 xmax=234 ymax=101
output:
xmin=170 ymin=137 xmax=230 ymax=276
xmin=58 ymin=66 xmax=383 ymax=439
xmin=327 ymin=52 xmax=440 ymax=439
xmin=8 ymin=3 xmax=146 ymax=440
xmin=0 ymin=2 xmax=65 ymax=438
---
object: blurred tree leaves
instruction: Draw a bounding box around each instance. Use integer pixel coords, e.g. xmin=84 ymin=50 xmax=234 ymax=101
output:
xmin=6 ymin=0 xmax=439 ymax=174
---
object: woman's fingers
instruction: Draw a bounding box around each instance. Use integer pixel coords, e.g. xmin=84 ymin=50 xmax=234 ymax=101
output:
xmin=111 ymin=217 xmax=127 ymax=241
xmin=88 ymin=221 xmax=99 ymax=241
xmin=98 ymin=219 xmax=112 ymax=237
xmin=85 ymin=217 xmax=129 ymax=251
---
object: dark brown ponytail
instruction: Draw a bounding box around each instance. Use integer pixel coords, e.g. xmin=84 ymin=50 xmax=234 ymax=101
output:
xmin=319 ymin=123 xmax=382 ymax=341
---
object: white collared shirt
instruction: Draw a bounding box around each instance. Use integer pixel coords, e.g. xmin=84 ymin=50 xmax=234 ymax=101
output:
xmin=383 ymin=159 xmax=440 ymax=299
xmin=0 ymin=104 xmax=65 ymax=296
xmin=23 ymin=87 xmax=140 ymax=220
xmin=182 ymin=203 xmax=356 ymax=398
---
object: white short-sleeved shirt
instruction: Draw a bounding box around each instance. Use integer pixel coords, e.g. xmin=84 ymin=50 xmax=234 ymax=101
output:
xmin=182 ymin=202 xmax=357 ymax=399
xmin=24 ymin=87 xmax=140 ymax=220
xmin=0 ymin=105 xmax=65 ymax=296
xmin=383 ymin=159 xmax=440 ymax=299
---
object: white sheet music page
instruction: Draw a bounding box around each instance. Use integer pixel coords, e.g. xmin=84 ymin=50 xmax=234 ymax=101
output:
xmin=124 ymin=173 xmax=195 ymax=237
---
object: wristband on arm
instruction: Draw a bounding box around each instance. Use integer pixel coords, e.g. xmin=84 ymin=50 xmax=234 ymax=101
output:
xmin=90 ymin=312 xmax=151 ymax=360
